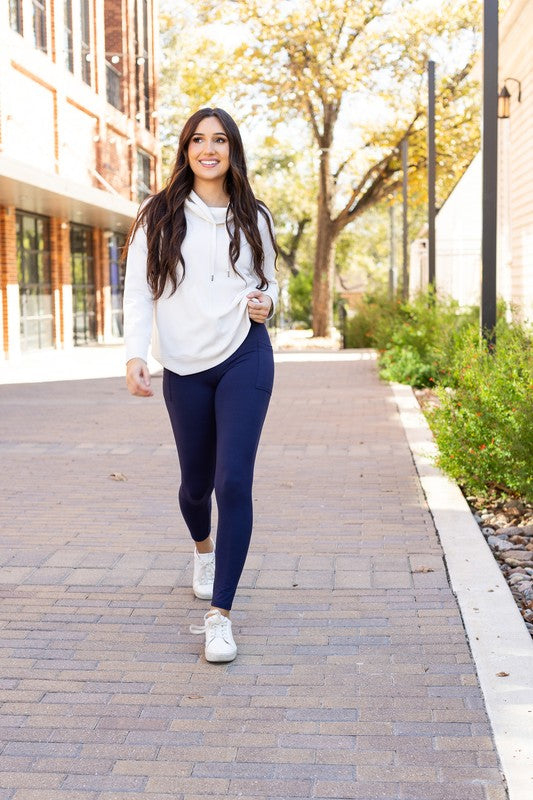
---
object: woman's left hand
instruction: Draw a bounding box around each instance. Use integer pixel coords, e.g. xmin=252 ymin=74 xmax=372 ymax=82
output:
xmin=247 ymin=291 xmax=272 ymax=323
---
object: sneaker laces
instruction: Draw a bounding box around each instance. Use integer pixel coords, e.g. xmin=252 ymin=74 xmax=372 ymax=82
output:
xmin=197 ymin=557 xmax=215 ymax=585
xmin=190 ymin=610 xmax=230 ymax=638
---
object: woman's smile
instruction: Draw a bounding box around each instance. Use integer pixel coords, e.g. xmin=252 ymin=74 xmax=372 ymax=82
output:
xmin=188 ymin=116 xmax=230 ymax=183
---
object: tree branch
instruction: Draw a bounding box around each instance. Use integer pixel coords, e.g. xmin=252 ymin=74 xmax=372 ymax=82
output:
xmin=333 ymin=109 xmax=424 ymax=231
xmin=333 ymin=154 xmax=355 ymax=183
xmin=278 ymin=216 xmax=311 ymax=276
xmin=306 ymin=97 xmax=322 ymax=143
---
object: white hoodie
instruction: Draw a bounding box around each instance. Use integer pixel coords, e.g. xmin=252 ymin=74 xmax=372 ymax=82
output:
xmin=123 ymin=190 xmax=279 ymax=375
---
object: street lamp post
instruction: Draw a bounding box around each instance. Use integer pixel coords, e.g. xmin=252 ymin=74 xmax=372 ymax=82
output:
xmin=481 ymin=0 xmax=498 ymax=344
xmin=402 ymin=137 xmax=409 ymax=300
xmin=428 ymin=60 xmax=436 ymax=289
xmin=389 ymin=203 xmax=395 ymax=299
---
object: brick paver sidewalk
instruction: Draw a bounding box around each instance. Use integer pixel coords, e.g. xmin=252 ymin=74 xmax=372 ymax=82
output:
xmin=0 ymin=352 xmax=507 ymax=800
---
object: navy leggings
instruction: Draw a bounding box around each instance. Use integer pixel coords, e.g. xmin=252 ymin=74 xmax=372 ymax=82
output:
xmin=162 ymin=322 xmax=274 ymax=610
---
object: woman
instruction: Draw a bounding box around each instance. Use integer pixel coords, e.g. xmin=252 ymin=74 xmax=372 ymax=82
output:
xmin=122 ymin=108 xmax=278 ymax=663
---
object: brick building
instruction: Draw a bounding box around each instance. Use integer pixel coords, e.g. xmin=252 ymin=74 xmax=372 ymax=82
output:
xmin=0 ymin=0 xmax=160 ymax=358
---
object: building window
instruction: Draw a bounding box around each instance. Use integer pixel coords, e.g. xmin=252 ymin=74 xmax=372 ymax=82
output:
xmin=70 ymin=224 xmax=97 ymax=345
xmin=81 ymin=0 xmax=91 ymax=85
xmin=142 ymin=0 xmax=151 ymax=130
xmin=16 ymin=211 xmax=54 ymax=351
xmin=134 ymin=1 xmax=141 ymax=122
xmin=9 ymin=0 xmax=23 ymax=34
xmin=134 ymin=0 xmax=152 ymax=131
xmin=104 ymin=0 xmax=124 ymax=110
xmin=108 ymin=233 xmax=126 ymax=337
xmin=106 ymin=61 xmax=122 ymax=110
xmin=137 ymin=150 xmax=151 ymax=201
xmin=32 ymin=0 xmax=47 ymax=53
xmin=64 ymin=0 xmax=74 ymax=72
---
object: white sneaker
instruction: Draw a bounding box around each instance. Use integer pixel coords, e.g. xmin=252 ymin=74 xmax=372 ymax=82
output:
xmin=190 ymin=609 xmax=237 ymax=663
xmin=192 ymin=546 xmax=215 ymax=600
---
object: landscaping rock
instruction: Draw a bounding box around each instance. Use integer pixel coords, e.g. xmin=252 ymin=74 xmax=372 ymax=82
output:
xmin=483 ymin=513 xmax=510 ymax=527
xmin=487 ymin=536 xmax=515 ymax=551
xmin=509 ymin=535 xmax=528 ymax=545
xmin=495 ymin=526 xmax=525 ymax=537
xmin=509 ymin=573 xmax=528 ymax=585
xmin=503 ymin=552 xmax=533 ymax=568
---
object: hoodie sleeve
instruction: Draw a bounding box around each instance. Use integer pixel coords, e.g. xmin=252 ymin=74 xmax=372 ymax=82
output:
xmin=259 ymin=209 xmax=279 ymax=320
xmin=123 ymin=221 xmax=154 ymax=363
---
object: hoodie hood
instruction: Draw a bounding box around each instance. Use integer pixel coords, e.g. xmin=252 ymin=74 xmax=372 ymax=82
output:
xmin=183 ymin=190 xmax=234 ymax=281
xmin=185 ymin=190 xmax=232 ymax=226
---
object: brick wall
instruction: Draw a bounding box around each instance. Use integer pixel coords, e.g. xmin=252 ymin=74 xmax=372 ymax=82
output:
xmin=0 ymin=206 xmax=17 ymax=355
xmin=104 ymin=0 xmax=125 ymax=65
xmin=96 ymin=131 xmax=132 ymax=196
xmin=50 ymin=218 xmax=71 ymax=346
xmin=92 ymin=228 xmax=109 ymax=341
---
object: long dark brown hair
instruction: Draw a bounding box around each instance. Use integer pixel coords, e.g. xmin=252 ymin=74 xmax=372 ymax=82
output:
xmin=122 ymin=108 xmax=278 ymax=300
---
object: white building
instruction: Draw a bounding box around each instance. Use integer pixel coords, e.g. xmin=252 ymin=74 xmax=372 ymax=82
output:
xmin=411 ymin=0 xmax=533 ymax=322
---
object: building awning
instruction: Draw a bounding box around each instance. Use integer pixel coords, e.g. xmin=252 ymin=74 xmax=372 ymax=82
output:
xmin=0 ymin=154 xmax=140 ymax=231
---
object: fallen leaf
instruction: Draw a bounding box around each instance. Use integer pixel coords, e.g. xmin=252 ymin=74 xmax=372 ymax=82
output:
xmin=496 ymin=671 xmax=510 ymax=677
xmin=412 ymin=566 xmax=435 ymax=573
xmin=109 ymin=472 xmax=127 ymax=481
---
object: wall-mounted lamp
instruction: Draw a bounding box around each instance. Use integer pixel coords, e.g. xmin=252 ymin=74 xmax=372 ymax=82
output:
xmin=136 ymin=57 xmax=145 ymax=66
xmin=498 ymin=77 xmax=522 ymax=119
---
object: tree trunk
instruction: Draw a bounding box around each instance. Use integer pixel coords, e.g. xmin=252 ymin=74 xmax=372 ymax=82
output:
xmin=312 ymin=142 xmax=335 ymax=337
xmin=312 ymin=216 xmax=335 ymax=336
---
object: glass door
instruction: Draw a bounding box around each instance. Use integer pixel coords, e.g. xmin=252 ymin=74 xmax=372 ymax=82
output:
xmin=16 ymin=211 xmax=54 ymax=351
xmin=70 ymin=223 xmax=97 ymax=345
xmin=108 ymin=232 xmax=126 ymax=337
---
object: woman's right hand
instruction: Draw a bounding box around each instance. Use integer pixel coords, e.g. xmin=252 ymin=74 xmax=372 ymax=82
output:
xmin=126 ymin=358 xmax=153 ymax=397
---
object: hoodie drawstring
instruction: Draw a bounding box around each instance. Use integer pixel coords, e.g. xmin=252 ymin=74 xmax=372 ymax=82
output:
xmin=184 ymin=190 xmax=232 ymax=283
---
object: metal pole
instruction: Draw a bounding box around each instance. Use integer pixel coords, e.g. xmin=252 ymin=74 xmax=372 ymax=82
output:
xmin=389 ymin=203 xmax=395 ymax=299
xmin=428 ymin=60 xmax=436 ymax=289
xmin=402 ymin=138 xmax=409 ymax=300
xmin=481 ymin=0 xmax=498 ymax=343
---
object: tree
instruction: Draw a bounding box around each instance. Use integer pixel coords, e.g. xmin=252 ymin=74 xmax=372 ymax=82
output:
xmin=159 ymin=0 xmax=235 ymax=177
xmin=250 ymin=140 xmax=315 ymax=278
xmin=191 ymin=0 xmax=481 ymax=335
xmin=159 ymin=1 xmax=481 ymax=334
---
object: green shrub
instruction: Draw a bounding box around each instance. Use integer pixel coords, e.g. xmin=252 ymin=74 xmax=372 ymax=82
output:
xmin=376 ymin=292 xmax=477 ymax=388
xmin=343 ymin=291 xmax=400 ymax=349
xmin=288 ymin=270 xmax=313 ymax=327
xmin=344 ymin=290 xmax=477 ymax=387
xmin=427 ymin=320 xmax=533 ymax=501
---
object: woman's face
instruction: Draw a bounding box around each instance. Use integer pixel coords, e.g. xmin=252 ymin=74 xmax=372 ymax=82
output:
xmin=187 ymin=116 xmax=230 ymax=185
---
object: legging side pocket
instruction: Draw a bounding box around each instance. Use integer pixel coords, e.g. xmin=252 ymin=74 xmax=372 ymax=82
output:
xmin=255 ymin=344 xmax=274 ymax=394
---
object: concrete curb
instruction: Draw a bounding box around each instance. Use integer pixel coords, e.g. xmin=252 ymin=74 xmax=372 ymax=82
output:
xmin=391 ymin=382 xmax=533 ymax=800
